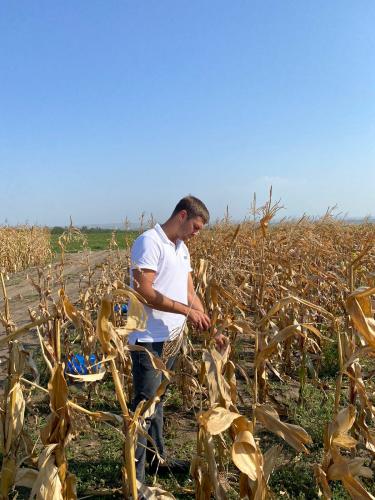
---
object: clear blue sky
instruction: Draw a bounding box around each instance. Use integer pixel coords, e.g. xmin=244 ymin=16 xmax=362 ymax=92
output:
xmin=1 ymin=1 xmax=374 ymax=226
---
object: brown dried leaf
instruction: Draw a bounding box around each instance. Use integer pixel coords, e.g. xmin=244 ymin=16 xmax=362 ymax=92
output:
xmin=342 ymin=474 xmax=375 ymax=500
xmin=258 ymin=295 xmax=334 ymax=327
xmin=231 ymin=430 xmax=260 ymax=481
xmin=255 ymin=404 xmax=312 ymax=453
xmin=15 ymin=467 xmax=38 ymax=488
xmin=313 ymin=464 xmax=332 ymax=499
xmin=112 ymin=287 xmax=148 ymax=332
xmin=127 ymin=344 xmax=172 ymax=380
xmin=327 ymin=405 xmax=356 ymax=449
xmin=30 ymin=444 xmax=63 ymax=500
xmin=4 ymin=381 xmax=25 ymax=454
xmin=199 ymin=406 xmax=240 ymax=435
xmin=66 ymin=371 xmax=106 ymax=382
xmin=327 ymin=457 xmax=373 ymax=481
xmin=263 ymin=445 xmax=282 ymax=481
xmin=346 ymin=288 xmax=375 ymax=348
xmin=136 ymin=479 xmax=176 ymax=498
xmin=332 ymin=434 xmax=357 ymax=449
xmin=0 ymin=457 xmax=17 ymax=498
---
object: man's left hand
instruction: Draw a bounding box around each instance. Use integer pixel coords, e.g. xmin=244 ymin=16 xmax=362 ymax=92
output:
xmin=214 ymin=332 xmax=229 ymax=354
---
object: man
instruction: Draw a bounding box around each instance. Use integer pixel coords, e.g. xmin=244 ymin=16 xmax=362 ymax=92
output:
xmin=129 ymin=195 xmax=221 ymax=483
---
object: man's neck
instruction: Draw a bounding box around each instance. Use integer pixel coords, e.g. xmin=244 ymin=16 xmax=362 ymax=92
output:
xmin=161 ymin=219 xmax=179 ymax=244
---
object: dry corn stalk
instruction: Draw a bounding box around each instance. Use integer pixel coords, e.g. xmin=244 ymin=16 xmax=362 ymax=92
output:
xmin=0 ymin=342 xmax=26 ymax=499
xmin=35 ymin=318 xmax=77 ymax=499
xmin=96 ymin=287 xmax=172 ymax=499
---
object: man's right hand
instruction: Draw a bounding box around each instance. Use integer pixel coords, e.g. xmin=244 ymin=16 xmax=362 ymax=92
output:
xmin=186 ymin=309 xmax=211 ymax=331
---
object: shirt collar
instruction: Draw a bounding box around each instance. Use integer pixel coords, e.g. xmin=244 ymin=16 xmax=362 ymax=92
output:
xmin=154 ymin=223 xmax=183 ymax=249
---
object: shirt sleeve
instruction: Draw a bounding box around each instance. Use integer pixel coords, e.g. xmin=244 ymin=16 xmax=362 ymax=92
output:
xmin=130 ymin=235 xmax=161 ymax=272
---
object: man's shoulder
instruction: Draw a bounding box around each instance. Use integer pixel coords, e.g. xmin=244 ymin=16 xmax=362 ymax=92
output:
xmin=131 ymin=228 xmax=161 ymax=251
xmin=133 ymin=227 xmax=159 ymax=244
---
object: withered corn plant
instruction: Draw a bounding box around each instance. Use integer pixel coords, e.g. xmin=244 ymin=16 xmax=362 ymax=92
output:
xmin=0 ymin=225 xmax=51 ymax=274
xmin=1 ymin=205 xmax=375 ymax=498
xmin=187 ymin=198 xmax=375 ymax=498
xmin=0 ymin=342 xmax=26 ymax=499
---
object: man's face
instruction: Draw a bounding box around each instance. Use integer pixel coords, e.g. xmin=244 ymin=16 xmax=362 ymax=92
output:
xmin=178 ymin=213 xmax=205 ymax=241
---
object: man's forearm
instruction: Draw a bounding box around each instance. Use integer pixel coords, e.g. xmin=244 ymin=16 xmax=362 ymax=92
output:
xmin=188 ymin=292 xmax=205 ymax=313
xmin=137 ymin=286 xmax=189 ymax=316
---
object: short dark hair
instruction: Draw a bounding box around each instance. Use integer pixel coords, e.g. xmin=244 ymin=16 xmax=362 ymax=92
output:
xmin=172 ymin=196 xmax=210 ymax=224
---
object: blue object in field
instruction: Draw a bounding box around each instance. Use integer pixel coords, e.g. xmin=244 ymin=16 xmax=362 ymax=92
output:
xmin=66 ymin=353 xmax=100 ymax=375
xmin=114 ymin=303 xmax=128 ymax=315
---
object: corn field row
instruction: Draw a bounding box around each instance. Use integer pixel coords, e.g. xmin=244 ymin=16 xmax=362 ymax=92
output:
xmin=0 ymin=201 xmax=375 ymax=499
xmin=0 ymin=226 xmax=51 ymax=274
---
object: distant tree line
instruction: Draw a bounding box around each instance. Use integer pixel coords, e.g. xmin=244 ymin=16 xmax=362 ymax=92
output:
xmin=50 ymin=226 xmax=128 ymax=234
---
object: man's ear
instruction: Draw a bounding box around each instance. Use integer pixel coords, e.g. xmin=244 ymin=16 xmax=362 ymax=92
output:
xmin=179 ymin=209 xmax=188 ymax=221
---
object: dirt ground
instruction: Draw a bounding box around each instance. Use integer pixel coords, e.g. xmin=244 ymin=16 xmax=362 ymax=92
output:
xmin=0 ymin=250 xmax=122 ymax=381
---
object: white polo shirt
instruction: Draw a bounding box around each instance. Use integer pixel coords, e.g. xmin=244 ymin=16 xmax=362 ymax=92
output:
xmin=128 ymin=223 xmax=192 ymax=344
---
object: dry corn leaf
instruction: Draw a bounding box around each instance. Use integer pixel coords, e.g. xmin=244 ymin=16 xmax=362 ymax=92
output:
xmin=201 ymin=347 xmax=232 ymax=407
xmin=327 ymin=405 xmax=356 ymax=449
xmin=263 ymin=445 xmax=281 ymax=481
xmin=332 ymin=434 xmax=358 ymax=449
xmin=40 ymin=364 xmax=69 ymax=446
xmin=231 ymin=416 xmax=262 ymax=484
xmin=0 ymin=316 xmax=55 ymax=348
xmin=229 ymin=319 xmax=256 ymax=337
xmin=3 ymin=342 xmax=26 ymax=457
xmin=327 ymin=457 xmax=373 ymax=481
xmin=350 ymin=286 xmax=375 ymax=315
xmin=0 ymin=457 xmax=17 ymax=499
xmin=239 ymin=472 xmax=253 ymax=499
xmin=112 ymin=288 xmax=147 ymax=332
xmin=342 ymin=474 xmax=375 ymax=500
xmin=202 ymin=429 xmax=227 ymax=500
xmin=210 ymin=282 xmax=247 ymax=314
xmin=258 ymin=295 xmax=334 ymax=327
xmin=136 ymin=480 xmax=175 ymax=499
xmin=59 ymin=289 xmax=84 ymax=330
xmin=97 ymin=291 xmax=147 ymax=355
xmin=113 ymin=283 xmax=147 ymax=304
xmin=231 ymin=429 xmax=260 ymax=481
xmin=256 ymin=322 xmax=323 ymax=368
xmin=15 ymin=467 xmax=38 ymax=488
xmin=4 ymin=381 xmax=25 ymax=454
xmin=125 ymin=296 xmax=147 ymax=331
xmin=313 ymin=464 xmax=332 ymax=499
xmin=357 ymin=413 xmax=375 ymax=453
xmin=255 ymin=405 xmax=312 ymax=453
xmin=255 ymin=324 xmax=302 ymax=368
xmin=141 ymin=379 xmax=170 ymax=420
xmin=96 ymin=295 xmax=113 ymax=354
xmin=343 ymin=347 xmax=375 ymax=371
xmin=225 ymin=360 xmax=237 ymax=404
xmin=65 ymin=472 xmax=77 ymax=499
xmin=199 ymin=406 xmax=240 ymax=435
xmin=346 ymin=287 xmax=375 ymax=348
xmin=30 ymin=445 xmax=63 ymax=500
xmin=196 ymin=258 xmax=208 ymax=289
xmin=66 ymin=371 xmax=106 ymax=382
xmin=128 ymin=344 xmax=172 ymax=380
xmin=190 ymin=454 xmax=211 ymax=500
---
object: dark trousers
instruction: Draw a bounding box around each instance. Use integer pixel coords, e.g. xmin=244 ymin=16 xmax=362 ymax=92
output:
xmin=130 ymin=341 xmax=176 ymax=483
